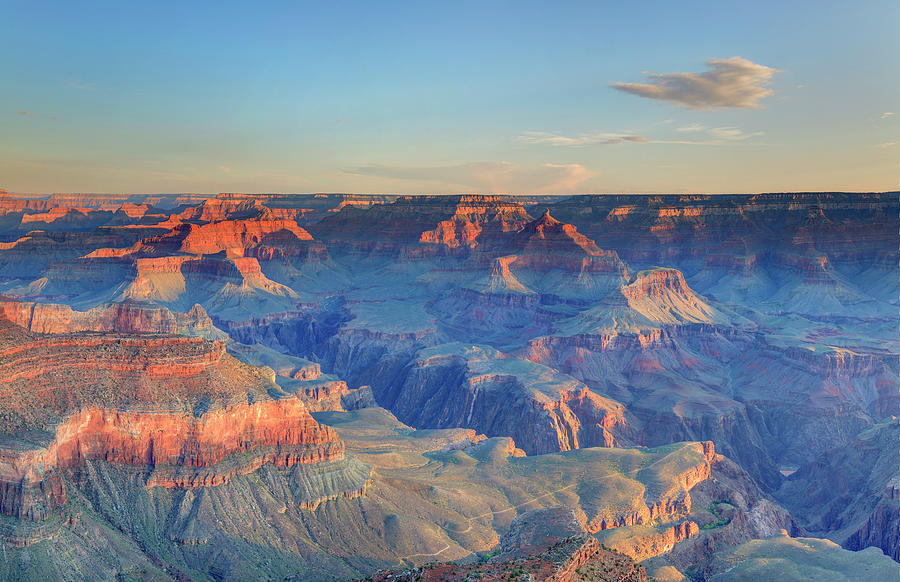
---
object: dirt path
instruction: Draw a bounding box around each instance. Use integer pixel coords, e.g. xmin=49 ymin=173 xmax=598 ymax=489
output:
xmin=403 ymin=481 xmax=580 ymax=559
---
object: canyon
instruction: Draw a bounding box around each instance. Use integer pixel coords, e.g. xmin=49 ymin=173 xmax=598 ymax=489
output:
xmin=0 ymin=191 xmax=895 ymax=581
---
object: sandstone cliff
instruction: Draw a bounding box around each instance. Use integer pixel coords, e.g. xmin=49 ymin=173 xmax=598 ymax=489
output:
xmin=0 ymin=318 xmax=357 ymax=527
xmin=0 ymin=299 xmax=223 ymax=338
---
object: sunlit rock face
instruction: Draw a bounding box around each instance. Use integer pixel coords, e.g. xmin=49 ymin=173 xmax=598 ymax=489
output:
xmin=0 ymin=299 xmax=221 ymax=337
xmin=308 ymin=194 xmax=531 ymax=256
xmin=0 ymin=191 xmax=895 ymax=580
xmin=0 ymin=313 xmax=353 ymax=529
xmin=366 ymin=343 xmax=633 ymax=454
xmin=0 ymin=399 xmax=345 ymax=520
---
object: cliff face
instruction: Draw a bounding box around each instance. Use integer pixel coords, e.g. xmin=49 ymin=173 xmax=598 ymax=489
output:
xmin=0 ymin=229 xmax=151 ymax=277
xmin=177 ymin=196 xmax=270 ymax=222
xmin=544 ymin=193 xmax=898 ymax=264
xmin=524 ymin=322 xmax=896 ymax=491
xmin=0 ymin=192 xmax=54 ymax=214
xmin=0 ymin=192 xmax=894 ymax=578
xmin=0 ymin=398 xmax=344 ymax=520
xmin=310 ymin=195 xmax=531 ymax=254
xmin=178 ymin=216 xmax=314 ymax=255
xmin=0 ymin=299 xmax=221 ymax=338
xmin=510 ymin=210 xmax=604 ymax=257
xmin=364 ymin=343 xmax=632 ymax=455
xmin=0 ymin=316 xmax=353 ymax=525
xmin=777 ymin=418 xmax=900 ymax=560
xmin=846 ymin=495 xmax=900 ymax=561
xmin=0 ymin=325 xmax=275 ymax=433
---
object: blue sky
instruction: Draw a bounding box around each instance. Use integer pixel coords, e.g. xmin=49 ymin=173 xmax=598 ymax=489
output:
xmin=1 ymin=1 xmax=897 ymax=194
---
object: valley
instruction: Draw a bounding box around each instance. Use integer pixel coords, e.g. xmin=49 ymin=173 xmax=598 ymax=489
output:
xmin=0 ymin=190 xmax=896 ymax=581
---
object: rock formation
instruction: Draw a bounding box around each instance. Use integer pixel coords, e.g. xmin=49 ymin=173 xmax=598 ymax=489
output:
xmin=0 ymin=315 xmax=358 ymax=529
xmin=777 ymin=417 xmax=900 ymax=560
xmin=0 ymin=192 xmax=895 ymax=580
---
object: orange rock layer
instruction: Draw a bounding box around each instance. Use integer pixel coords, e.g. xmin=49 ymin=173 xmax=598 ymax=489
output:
xmin=0 ymin=299 xmax=215 ymax=336
xmin=586 ymin=441 xmax=715 ymax=534
xmin=178 ymin=217 xmax=313 ymax=255
xmin=0 ymin=398 xmax=343 ymax=519
xmin=0 ymin=321 xmax=277 ymax=433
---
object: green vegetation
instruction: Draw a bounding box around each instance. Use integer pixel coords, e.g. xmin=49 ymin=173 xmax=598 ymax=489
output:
xmin=701 ymin=501 xmax=733 ymax=530
xmin=480 ymin=548 xmax=501 ymax=562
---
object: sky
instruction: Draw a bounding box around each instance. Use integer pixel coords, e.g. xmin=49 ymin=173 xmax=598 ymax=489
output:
xmin=1 ymin=1 xmax=898 ymax=195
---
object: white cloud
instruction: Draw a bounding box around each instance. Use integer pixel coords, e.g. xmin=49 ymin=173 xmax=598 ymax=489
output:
xmin=516 ymin=131 xmax=649 ymax=146
xmin=612 ymin=57 xmax=779 ymax=109
xmin=881 ymin=112 xmax=895 ymax=119
xmin=706 ymin=126 xmax=765 ymax=141
xmin=878 ymin=142 xmax=897 ymax=148
xmin=519 ymin=125 xmax=763 ymax=147
xmin=346 ymin=161 xmax=595 ymax=193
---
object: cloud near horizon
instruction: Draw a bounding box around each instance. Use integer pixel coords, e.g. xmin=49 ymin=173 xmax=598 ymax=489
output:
xmin=15 ymin=110 xmax=58 ymax=120
xmin=519 ymin=125 xmax=763 ymax=147
xmin=517 ymin=131 xmax=649 ymax=146
xmin=612 ymin=57 xmax=779 ymax=109
xmin=347 ymin=161 xmax=595 ymax=193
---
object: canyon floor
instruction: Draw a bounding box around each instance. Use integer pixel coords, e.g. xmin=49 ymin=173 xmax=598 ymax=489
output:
xmin=0 ymin=191 xmax=896 ymax=581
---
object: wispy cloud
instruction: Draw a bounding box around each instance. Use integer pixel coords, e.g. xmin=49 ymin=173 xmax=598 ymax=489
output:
xmin=518 ymin=125 xmax=763 ymax=147
xmin=705 ymin=126 xmax=765 ymax=141
xmin=15 ymin=110 xmax=58 ymax=120
xmin=612 ymin=57 xmax=779 ymax=109
xmin=881 ymin=112 xmax=895 ymax=119
xmin=346 ymin=161 xmax=595 ymax=193
xmin=878 ymin=142 xmax=897 ymax=148
xmin=517 ymin=131 xmax=649 ymax=146
xmin=218 ymin=165 xmax=232 ymax=173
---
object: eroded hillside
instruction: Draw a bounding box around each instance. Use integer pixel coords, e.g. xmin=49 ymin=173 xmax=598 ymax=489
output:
xmin=0 ymin=191 xmax=896 ymax=581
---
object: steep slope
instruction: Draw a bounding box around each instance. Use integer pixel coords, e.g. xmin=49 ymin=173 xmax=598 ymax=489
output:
xmin=426 ymin=213 xmax=630 ymax=348
xmin=309 ymin=195 xmax=531 ymax=255
xmin=367 ymin=532 xmax=648 ymax=582
xmin=318 ymin=408 xmax=794 ymax=568
xmin=500 ymin=211 xmax=629 ymax=300
xmin=28 ymin=253 xmax=304 ymax=322
xmin=0 ymin=192 xmax=896 ymax=580
xmin=0 ymin=317 xmax=360 ymax=525
xmin=526 ymin=324 xmax=897 ymax=491
xmin=776 ymin=418 xmax=900 ymax=560
xmin=704 ymin=533 xmax=900 ymax=581
xmin=0 ymin=298 xmax=223 ymax=338
xmin=373 ymin=343 xmax=632 ymax=454
xmin=177 ymin=214 xmax=315 ymax=256
xmin=553 ymin=268 xmax=730 ymax=336
xmin=0 ymin=229 xmax=155 ymax=281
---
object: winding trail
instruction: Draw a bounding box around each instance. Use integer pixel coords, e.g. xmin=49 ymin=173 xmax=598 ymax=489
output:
xmin=404 ymin=544 xmax=451 ymax=559
xmin=454 ymin=483 xmax=579 ymax=532
xmin=401 ymin=482 xmax=579 ymax=560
